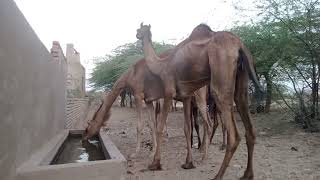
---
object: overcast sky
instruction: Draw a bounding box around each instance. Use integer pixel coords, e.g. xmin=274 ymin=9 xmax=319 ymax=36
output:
xmin=14 ymin=0 xmax=253 ymax=87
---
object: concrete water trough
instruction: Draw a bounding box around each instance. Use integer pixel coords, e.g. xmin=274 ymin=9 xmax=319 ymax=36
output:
xmin=16 ymin=130 xmax=126 ymax=180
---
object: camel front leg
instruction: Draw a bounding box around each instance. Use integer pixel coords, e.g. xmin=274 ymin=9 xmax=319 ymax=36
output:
xmin=181 ymin=97 xmax=196 ymax=169
xmin=146 ymin=102 xmax=157 ymax=158
xmin=130 ymin=95 xmax=143 ymax=158
xmin=148 ymin=97 xmax=172 ymax=170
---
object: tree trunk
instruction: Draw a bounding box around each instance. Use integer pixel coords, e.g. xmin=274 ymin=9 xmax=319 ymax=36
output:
xmin=311 ymin=62 xmax=317 ymax=118
xmin=264 ymin=73 xmax=272 ymax=113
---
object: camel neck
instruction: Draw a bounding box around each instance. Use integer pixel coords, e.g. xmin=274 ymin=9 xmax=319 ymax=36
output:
xmin=142 ymin=36 xmax=158 ymax=61
xmin=95 ymin=72 xmax=128 ymax=125
xmin=141 ymin=35 xmax=166 ymax=76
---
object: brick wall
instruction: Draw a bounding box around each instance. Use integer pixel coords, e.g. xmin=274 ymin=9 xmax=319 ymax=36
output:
xmin=65 ymin=98 xmax=89 ymax=129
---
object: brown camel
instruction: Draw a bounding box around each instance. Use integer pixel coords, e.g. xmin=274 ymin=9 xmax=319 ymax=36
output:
xmin=136 ymin=23 xmax=263 ymax=180
xmin=83 ymin=24 xmax=218 ymax=159
xmin=82 ymin=54 xmax=169 ymax=158
xmin=83 ymin=58 xmax=208 ymax=159
xmin=82 ymin=58 xmax=211 ymax=159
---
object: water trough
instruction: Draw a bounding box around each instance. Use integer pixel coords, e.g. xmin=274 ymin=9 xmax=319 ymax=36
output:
xmin=16 ymin=130 xmax=126 ymax=180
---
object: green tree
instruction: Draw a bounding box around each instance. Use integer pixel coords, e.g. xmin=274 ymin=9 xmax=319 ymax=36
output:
xmin=234 ymin=0 xmax=320 ymax=129
xmin=258 ymin=0 xmax=320 ymax=129
xmin=233 ymin=21 xmax=294 ymax=112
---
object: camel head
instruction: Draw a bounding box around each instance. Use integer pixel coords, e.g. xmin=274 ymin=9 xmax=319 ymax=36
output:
xmin=82 ymin=103 xmax=111 ymax=141
xmin=136 ymin=22 xmax=151 ymax=40
xmin=82 ymin=120 xmax=100 ymax=141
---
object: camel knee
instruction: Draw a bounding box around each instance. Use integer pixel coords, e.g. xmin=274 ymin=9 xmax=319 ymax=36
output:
xmin=245 ymin=131 xmax=256 ymax=145
xmin=227 ymin=133 xmax=241 ymax=152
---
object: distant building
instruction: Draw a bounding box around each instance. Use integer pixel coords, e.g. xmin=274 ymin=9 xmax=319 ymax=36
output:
xmin=66 ymin=44 xmax=86 ymax=97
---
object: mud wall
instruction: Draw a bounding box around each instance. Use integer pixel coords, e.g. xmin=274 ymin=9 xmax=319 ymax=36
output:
xmin=0 ymin=1 xmax=66 ymax=179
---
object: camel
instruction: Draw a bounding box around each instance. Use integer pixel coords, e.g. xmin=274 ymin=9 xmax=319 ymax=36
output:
xmin=82 ymin=24 xmax=220 ymax=159
xmin=82 ymin=58 xmax=208 ymax=159
xmin=136 ymin=23 xmax=263 ymax=180
xmin=82 ymin=53 xmax=169 ymax=158
xmin=120 ymin=87 xmax=133 ymax=107
xmin=82 ymin=58 xmax=211 ymax=158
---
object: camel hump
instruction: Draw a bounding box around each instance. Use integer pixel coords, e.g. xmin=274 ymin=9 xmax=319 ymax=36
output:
xmin=189 ymin=24 xmax=213 ymax=40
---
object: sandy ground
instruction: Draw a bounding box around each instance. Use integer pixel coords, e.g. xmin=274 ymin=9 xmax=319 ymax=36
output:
xmin=99 ymin=106 xmax=320 ymax=180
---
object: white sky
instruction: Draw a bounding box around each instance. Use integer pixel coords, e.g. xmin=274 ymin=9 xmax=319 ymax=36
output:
xmin=14 ymin=0 xmax=253 ymax=87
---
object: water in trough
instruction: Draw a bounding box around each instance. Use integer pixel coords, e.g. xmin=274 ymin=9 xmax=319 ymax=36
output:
xmin=51 ymin=134 xmax=107 ymax=164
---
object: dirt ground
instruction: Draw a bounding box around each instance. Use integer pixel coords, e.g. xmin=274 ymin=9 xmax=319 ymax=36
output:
xmin=100 ymin=105 xmax=320 ymax=180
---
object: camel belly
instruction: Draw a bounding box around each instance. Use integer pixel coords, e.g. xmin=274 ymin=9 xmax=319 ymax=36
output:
xmin=176 ymin=77 xmax=210 ymax=98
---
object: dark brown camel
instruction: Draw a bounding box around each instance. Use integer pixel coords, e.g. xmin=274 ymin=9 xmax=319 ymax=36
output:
xmin=120 ymin=87 xmax=133 ymax=108
xmin=136 ymin=23 xmax=263 ymax=180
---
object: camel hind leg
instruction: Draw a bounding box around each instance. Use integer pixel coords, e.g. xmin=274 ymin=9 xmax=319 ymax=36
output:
xmin=191 ymin=99 xmax=201 ymax=149
xmin=193 ymin=109 xmax=201 ymax=149
xmin=208 ymin=43 xmax=241 ymax=180
xmin=181 ymin=97 xmax=195 ymax=169
xmin=219 ymin=115 xmax=227 ymax=150
xmin=209 ymin=108 xmax=219 ymax=144
xmin=194 ymin=87 xmax=210 ymax=160
xmin=234 ymin=65 xmax=255 ymax=180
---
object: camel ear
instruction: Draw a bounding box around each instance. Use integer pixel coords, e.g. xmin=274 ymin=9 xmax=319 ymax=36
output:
xmin=148 ymin=24 xmax=151 ymax=29
xmin=140 ymin=22 xmax=143 ymax=28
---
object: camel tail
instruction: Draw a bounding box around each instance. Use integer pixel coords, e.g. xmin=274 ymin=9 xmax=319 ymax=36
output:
xmin=239 ymin=47 xmax=264 ymax=94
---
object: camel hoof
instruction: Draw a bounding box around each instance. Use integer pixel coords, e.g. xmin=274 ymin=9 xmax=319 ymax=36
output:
xmin=201 ymin=154 xmax=208 ymax=161
xmin=219 ymin=144 xmax=226 ymax=151
xmin=148 ymin=162 xmax=162 ymax=171
xmin=211 ymin=177 xmax=222 ymax=180
xmin=239 ymin=177 xmax=253 ymax=180
xmin=181 ymin=162 xmax=195 ymax=169
xmin=239 ymin=174 xmax=254 ymax=180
